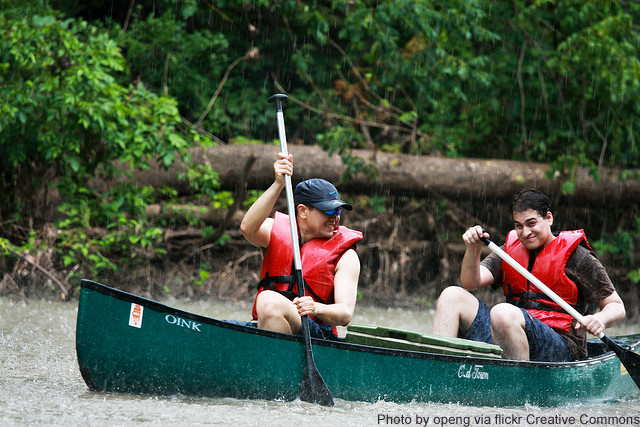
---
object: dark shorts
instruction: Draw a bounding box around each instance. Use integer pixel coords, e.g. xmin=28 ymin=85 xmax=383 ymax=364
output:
xmin=461 ymin=299 xmax=495 ymax=344
xmin=461 ymin=300 xmax=574 ymax=362
xmin=225 ymin=318 xmax=339 ymax=341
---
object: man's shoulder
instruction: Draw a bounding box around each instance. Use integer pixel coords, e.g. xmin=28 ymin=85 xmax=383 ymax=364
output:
xmin=566 ymin=244 xmax=614 ymax=300
xmin=567 ymin=244 xmax=598 ymax=268
xmin=337 ymin=226 xmax=363 ymax=241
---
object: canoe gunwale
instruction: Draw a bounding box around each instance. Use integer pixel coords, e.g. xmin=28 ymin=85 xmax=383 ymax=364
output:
xmin=80 ymin=279 xmax=300 ymax=342
xmin=79 ymin=279 xmax=637 ymax=371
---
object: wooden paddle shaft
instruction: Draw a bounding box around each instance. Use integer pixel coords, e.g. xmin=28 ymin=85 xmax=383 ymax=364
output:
xmin=484 ymin=240 xmax=603 ymax=338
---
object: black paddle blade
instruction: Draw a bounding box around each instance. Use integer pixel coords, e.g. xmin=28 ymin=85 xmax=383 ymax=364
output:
xmin=298 ymin=318 xmax=334 ymax=407
xmin=299 ymin=356 xmax=334 ymax=407
xmin=600 ymin=334 xmax=640 ymax=390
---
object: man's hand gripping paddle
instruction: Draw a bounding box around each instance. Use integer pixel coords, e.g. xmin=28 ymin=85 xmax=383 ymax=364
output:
xmin=268 ymin=93 xmax=335 ymax=406
xmin=480 ymin=232 xmax=640 ymax=389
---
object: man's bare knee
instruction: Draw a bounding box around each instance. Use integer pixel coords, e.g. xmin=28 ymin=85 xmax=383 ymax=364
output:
xmin=490 ymin=303 xmax=525 ymax=333
xmin=490 ymin=303 xmax=529 ymax=360
xmin=256 ymin=291 xmax=299 ymax=333
xmin=433 ymin=286 xmax=479 ymax=337
xmin=437 ymin=286 xmax=471 ymax=306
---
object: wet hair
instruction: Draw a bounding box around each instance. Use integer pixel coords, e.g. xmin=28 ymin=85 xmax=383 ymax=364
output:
xmin=510 ymin=189 xmax=552 ymax=218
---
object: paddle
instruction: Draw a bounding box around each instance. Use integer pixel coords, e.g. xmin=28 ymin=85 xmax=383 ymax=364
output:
xmin=480 ymin=234 xmax=640 ymax=389
xmin=268 ymin=93 xmax=335 ymax=407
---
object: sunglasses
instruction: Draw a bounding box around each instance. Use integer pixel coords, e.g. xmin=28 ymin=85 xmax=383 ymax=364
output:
xmin=323 ymin=208 xmax=342 ymax=216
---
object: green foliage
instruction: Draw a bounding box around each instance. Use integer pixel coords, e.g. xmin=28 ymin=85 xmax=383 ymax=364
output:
xmin=366 ymin=196 xmax=387 ymax=214
xmin=112 ymin=10 xmax=230 ymax=120
xmin=478 ymin=0 xmax=640 ymax=182
xmin=52 ymin=183 xmax=167 ymax=278
xmin=2 ymin=0 xmax=640 ymax=291
xmin=0 ymin=2 xmax=210 ymax=279
xmin=193 ymin=269 xmax=210 ymax=287
xmin=333 ymin=0 xmax=496 ymax=154
xmin=0 ymin=4 xmax=191 ymax=205
xmin=242 ymin=190 xmax=263 ymax=208
xmin=109 ymin=2 xmax=271 ymax=141
xmin=174 ymin=161 xmax=234 ymax=230
xmin=35 ymin=0 xmax=640 ymax=182
xmin=317 ymin=125 xmax=378 ymax=180
xmin=178 ymin=163 xmax=222 ymax=200
xmin=594 ymin=216 xmax=640 ymax=284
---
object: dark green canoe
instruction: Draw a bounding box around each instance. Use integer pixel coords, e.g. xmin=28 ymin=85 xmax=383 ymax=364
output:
xmin=75 ymin=280 xmax=640 ymax=406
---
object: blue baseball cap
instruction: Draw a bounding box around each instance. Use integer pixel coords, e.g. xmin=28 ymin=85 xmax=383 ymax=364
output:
xmin=294 ymin=178 xmax=353 ymax=212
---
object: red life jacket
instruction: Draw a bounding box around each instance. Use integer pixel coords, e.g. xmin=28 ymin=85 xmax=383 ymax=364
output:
xmin=502 ymin=229 xmax=590 ymax=333
xmin=252 ymin=211 xmax=363 ymax=335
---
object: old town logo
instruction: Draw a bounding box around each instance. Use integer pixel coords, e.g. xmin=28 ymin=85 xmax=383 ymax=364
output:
xmin=457 ymin=364 xmax=489 ymax=380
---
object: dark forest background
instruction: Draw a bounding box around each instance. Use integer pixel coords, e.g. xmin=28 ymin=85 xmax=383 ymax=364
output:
xmin=1 ymin=0 xmax=639 ymax=318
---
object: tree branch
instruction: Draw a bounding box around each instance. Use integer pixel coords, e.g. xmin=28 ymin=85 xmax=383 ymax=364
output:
xmin=5 ymin=247 xmax=68 ymax=299
xmin=195 ymin=48 xmax=260 ymax=129
xmin=122 ymin=0 xmax=135 ymax=33
xmin=272 ymin=77 xmax=431 ymax=140
xmin=517 ymin=39 xmax=529 ymax=160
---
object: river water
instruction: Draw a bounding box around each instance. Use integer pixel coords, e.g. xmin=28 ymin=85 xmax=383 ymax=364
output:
xmin=1 ymin=297 xmax=638 ymax=426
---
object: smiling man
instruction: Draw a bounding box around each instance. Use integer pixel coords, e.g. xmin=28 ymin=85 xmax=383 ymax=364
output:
xmin=240 ymin=152 xmax=362 ymax=340
xmin=432 ymin=189 xmax=626 ymax=361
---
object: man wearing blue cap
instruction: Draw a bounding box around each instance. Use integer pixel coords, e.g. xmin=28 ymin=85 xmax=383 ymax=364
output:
xmin=240 ymin=152 xmax=363 ymax=340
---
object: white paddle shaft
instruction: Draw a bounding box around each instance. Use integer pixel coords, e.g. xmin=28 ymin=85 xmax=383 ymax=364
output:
xmin=274 ymin=108 xmax=302 ymax=271
xmin=485 ymin=240 xmax=603 ymax=338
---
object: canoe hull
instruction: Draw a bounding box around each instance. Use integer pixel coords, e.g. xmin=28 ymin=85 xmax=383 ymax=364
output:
xmin=76 ymin=282 xmax=303 ymax=401
xmin=76 ymin=280 xmax=639 ymax=406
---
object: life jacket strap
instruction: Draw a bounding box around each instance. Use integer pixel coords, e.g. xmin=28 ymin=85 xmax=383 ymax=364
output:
xmin=506 ymin=291 xmax=579 ymax=313
xmin=256 ymin=274 xmax=328 ymax=304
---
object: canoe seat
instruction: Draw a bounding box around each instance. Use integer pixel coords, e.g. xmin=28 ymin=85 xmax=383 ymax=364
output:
xmin=346 ymin=323 xmax=503 ymax=359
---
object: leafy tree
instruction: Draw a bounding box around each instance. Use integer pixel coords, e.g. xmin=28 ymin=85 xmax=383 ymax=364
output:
xmin=473 ymin=1 xmax=640 ymax=186
xmin=70 ymin=1 xmax=498 ymax=158
xmin=45 ymin=0 xmax=640 ymax=175
xmin=0 ymin=1 xmax=207 ymax=284
xmin=3 ymin=0 xmax=640 ymax=293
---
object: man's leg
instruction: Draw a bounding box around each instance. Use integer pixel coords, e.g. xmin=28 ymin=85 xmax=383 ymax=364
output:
xmin=490 ymin=303 xmax=529 ymax=360
xmin=519 ymin=308 xmax=574 ymax=362
xmin=432 ymin=286 xmax=480 ymax=337
xmin=255 ymin=290 xmax=301 ymax=334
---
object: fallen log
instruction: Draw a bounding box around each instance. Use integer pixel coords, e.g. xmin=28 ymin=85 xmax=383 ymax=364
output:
xmin=126 ymin=144 xmax=639 ymax=207
xmin=146 ymin=203 xmax=243 ymax=225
